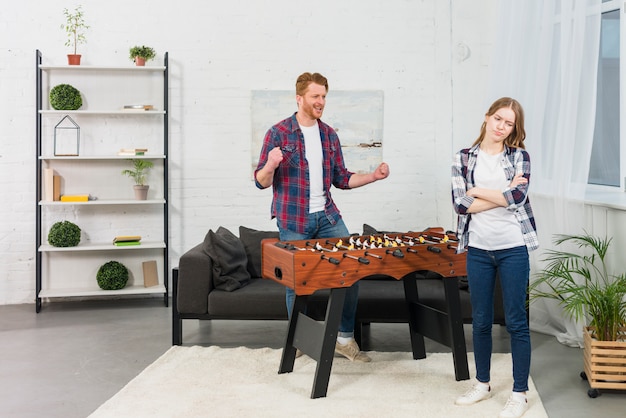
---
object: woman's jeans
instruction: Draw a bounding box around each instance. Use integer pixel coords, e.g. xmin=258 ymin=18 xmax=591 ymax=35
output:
xmin=279 ymin=212 xmax=358 ymax=339
xmin=467 ymin=246 xmax=531 ymax=392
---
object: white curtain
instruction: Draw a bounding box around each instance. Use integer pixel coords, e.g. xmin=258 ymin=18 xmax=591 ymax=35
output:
xmin=487 ymin=0 xmax=602 ymax=346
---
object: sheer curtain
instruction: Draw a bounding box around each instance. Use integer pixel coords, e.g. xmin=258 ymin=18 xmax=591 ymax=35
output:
xmin=487 ymin=0 xmax=602 ymax=346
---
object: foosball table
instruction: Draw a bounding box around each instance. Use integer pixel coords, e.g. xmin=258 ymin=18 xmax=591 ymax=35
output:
xmin=261 ymin=227 xmax=470 ymax=398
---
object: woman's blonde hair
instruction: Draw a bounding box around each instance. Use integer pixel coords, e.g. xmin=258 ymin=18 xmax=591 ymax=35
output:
xmin=473 ymin=97 xmax=526 ymax=149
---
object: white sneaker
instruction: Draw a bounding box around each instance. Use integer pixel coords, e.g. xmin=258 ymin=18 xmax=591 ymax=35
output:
xmin=499 ymin=394 xmax=528 ymax=418
xmin=455 ymin=382 xmax=491 ymax=405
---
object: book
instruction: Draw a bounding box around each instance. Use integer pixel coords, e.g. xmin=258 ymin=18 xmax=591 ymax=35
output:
xmin=60 ymin=194 xmax=89 ymax=202
xmin=113 ymin=241 xmax=141 ymax=246
xmin=113 ymin=235 xmax=142 ymax=243
xmin=142 ymin=260 xmax=159 ymax=287
xmin=53 ymin=175 xmax=61 ymax=201
xmin=43 ymin=168 xmax=54 ymax=201
xmin=122 ymin=104 xmax=154 ymax=111
xmin=118 ymin=148 xmax=148 ymax=156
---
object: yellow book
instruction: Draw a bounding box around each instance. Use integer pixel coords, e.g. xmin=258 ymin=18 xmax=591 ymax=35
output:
xmin=113 ymin=235 xmax=142 ymax=243
xmin=60 ymin=194 xmax=89 ymax=202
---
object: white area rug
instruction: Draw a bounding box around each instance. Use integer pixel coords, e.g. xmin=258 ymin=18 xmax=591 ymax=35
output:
xmin=90 ymin=346 xmax=548 ymax=418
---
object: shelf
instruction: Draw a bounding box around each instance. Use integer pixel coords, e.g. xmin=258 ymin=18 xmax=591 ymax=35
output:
xmin=39 ymin=199 xmax=166 ymax=206
xmin=40 ymin=155 xmax=166 ymax=160
xmin=39 ymin=241 xmax=166 ymax=252
xmin=40 ymin=65 xmax=166 ymax=72
xmin=40 ymin=110 xmax=166 ymax=115
xmin=35 ymin=49 xmax=169 ymax=312
xmin=38 ymin=284 xmax=167 ymax=298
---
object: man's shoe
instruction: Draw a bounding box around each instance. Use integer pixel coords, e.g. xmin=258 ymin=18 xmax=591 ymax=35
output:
xmin=499 ymin=394 xmax=528 ymax=418
xmin=335 ymin=339 xmax=371 ymax=362
xmin=455 ymin=382 xmax=491 ymax=405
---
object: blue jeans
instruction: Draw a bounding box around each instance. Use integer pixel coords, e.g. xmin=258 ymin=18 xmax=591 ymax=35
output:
xmin=278 ymin=212 xmax=358 ymax=339
xmin=467 ymin=246 xmax=531 ymax=392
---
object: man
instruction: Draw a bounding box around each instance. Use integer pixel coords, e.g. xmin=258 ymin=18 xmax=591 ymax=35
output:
xmin=255 ymin=72 xmax=390 ymax=362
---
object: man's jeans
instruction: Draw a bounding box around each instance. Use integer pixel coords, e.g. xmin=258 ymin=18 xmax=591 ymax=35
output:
xmin=467 ymin=245 xmax=531 ymax=392
xmin=279 ymin=211 xmax=358 ymax=339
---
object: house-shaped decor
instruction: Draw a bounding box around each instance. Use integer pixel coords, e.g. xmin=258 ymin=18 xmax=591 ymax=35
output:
xmin=54 ymin=115 xmax=80 ymax=156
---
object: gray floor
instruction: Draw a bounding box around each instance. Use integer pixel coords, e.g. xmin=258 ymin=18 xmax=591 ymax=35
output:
xmin=1 ymin=299 xmax=624 ymax=418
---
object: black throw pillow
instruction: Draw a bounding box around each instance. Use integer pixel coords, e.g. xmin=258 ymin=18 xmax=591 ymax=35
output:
xmin=239 ymin=226 xmax=280 ymax=278
xmin=202 ymin=226 xmax=251 ymax=291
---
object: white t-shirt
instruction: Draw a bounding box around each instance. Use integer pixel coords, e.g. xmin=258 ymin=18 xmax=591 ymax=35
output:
xmin=300 ymin=124 xmax=325 ymax=213
xmin=469 ymin=150 xmax=524 ymax=250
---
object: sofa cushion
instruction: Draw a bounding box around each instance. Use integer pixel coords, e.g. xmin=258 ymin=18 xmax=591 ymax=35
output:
xmin=202 ymin=226 xmax=251 ymax=291
xmin=239 ymin=226 xmax=280 ymax=278
xmin=362 ymin=223 xmax=401 ymax=236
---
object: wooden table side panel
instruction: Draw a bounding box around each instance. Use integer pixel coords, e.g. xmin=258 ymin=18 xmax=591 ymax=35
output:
xmin=261 ymin=238 xmax=466 ymax=295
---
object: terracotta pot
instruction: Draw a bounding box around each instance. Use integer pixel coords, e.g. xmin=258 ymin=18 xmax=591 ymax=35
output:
xmin=67 ymin=54 xmax=82 ymax=65
xmin=134 ymin=57 xmax=146 ymax=66
xmin=133 ymin=185 xmax=149 ymax=200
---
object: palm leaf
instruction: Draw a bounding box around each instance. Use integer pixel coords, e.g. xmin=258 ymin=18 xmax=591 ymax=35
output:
xmin=530 ymin=232 xmax=626 ymax=341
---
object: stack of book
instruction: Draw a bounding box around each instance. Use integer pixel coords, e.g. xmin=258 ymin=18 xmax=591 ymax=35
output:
xmin=122 ymin=104 xmax=154 ymax=111
xmin=113 ymin=235 xmax=142 ymax=246
xmin=117 ymin=148 xmax=148 ymax=156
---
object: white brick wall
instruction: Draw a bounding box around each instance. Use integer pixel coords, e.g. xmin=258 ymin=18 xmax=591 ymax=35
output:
xmin=0 ymin=0 xmax=498 ymax=304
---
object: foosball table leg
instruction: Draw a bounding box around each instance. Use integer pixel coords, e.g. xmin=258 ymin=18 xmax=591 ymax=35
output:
xmin=443 ymin=277 xmax=470 ymax=380
xmin=403 ymin=277 xmax=427 ymax=360
xmin=278 ymin=295 xmax=309 ymax=374
xmin=277 ymin=288 xmax=347 ymax=399
xmin=310 ymin=287 xmax=346 ymax=399
xmin=403 ymin=275 xmax=470 ymax=381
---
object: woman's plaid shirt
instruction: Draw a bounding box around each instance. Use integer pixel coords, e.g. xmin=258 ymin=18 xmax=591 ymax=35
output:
xmin=451 ymin=144 xmax=539 ymax=253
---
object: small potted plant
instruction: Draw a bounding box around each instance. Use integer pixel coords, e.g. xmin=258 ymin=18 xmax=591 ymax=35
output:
xmin=49 ymin=84 xmax=83 ymax=110
xmin=121 ymin=158 xmax=154 ymax=200
xmin=61 ymin=5 xmax=89 ymax=65
xmin=129 ymin=45 xmax=156 ymax=66
xmin=48 ymin=220 xmax=81 ymax=247
xmin=96 ymin=260 xmax=129 ymax=290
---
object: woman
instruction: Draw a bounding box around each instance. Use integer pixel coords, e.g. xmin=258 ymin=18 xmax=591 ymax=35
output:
xmin=451 ymin=97 xmax=538 ymax=418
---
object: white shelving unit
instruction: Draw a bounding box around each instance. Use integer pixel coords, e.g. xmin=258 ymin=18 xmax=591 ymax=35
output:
xmin=35 ymin=50 xmax=169 ymax=312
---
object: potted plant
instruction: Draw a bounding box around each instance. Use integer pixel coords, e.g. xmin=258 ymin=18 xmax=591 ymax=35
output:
xmin=49 ymin=84 xmax=83 ymax=110
xmin=129 ymin=45 xmax=156 ymax=66
xmin=48 ymin=220 xmax=81 ymax=247
xmin=61 ymin=5 xmax=89 ymax=65
xmin=96 ymin=260 xmax=129 ymax=290
xmin=121 ymin=158 xmax=154 ymax=200
xmin=529 ymin=233 xmax=626 ymax=396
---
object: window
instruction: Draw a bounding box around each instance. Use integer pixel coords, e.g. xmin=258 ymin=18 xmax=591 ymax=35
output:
xmin=588 ymin=2 xmax=620 ymax=187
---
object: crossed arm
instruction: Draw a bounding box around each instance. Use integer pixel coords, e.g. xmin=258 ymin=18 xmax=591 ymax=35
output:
xmin=466 ymin=173 xmax=527 ymax=214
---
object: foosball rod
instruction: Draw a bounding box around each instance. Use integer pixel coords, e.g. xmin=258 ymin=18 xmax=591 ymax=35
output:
xmin=363 ymin=251 xmax=382 ymax=259
xmin=342 ymin=252 xmax=370 ymax=264
xmin=325 ymin=239 xmax=351 ymax=251
xmin=320 ymin=254 xmax=340 ymax=265
xmin=274 ymin=242 xmax=304 ymax=251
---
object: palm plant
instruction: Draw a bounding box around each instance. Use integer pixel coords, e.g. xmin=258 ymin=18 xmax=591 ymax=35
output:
xmin=529 ymin=233 xmax=626 ymax=341
xmin=121 ymin=159 xmax=153 ymax=186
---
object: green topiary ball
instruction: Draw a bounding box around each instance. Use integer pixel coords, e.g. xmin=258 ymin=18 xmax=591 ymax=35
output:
xmin=49 ymin=84 xmax=83 ymax=110
xmin=96 ymin=261 xmax=129 ymax=290
xmin=48 ymin=221 xmax=81 ymax=247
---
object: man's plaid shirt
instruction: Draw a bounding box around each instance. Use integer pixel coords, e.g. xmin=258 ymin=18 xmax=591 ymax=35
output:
xmin=255 ymin=113 xmax=353 ymax=234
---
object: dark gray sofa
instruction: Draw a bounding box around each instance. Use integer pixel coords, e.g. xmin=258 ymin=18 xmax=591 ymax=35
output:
xmin=172 ymin=225 xmax=505 ymax=346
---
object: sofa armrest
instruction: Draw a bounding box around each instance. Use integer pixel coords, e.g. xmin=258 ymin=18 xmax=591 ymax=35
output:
xmin=177 ymin=242 xmax=214 ymax=314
